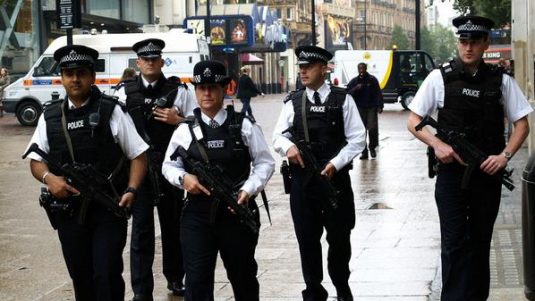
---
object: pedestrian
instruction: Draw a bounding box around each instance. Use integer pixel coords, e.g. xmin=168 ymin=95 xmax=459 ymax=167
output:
xmin=114 ymin=38 xmax=196 ymax=301
xmin=407 ymin=15 xmax=532 ymax=301
xmin=236 ymin=66 xmax=263 ymax=121
xmin=346 ymin=62 xmax=383 ymax=159
xmin=24 ymin=45 xmax=148 ymax=301
xmin=120 ymin=67 xmax=137 ymax=82
xmin=162 ymin=60 xmax=275 ymax=300
xmin=272 ymin=45 xmax=366 ymax=301
xmin=0 ymin=67 xmax=10 ymax=117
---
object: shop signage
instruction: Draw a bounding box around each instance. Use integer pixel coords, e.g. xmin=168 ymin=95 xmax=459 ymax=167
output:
xmin=56 ymin=0 xmax=81 ymax=29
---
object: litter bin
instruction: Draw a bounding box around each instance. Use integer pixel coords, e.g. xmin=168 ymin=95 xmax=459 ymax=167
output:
xmin=522 ymin=153 xmax=535 ymax=300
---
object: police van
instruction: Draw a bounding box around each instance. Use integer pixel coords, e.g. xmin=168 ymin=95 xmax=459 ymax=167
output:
xmin=3 ymin=29 xmax=210 ymax=126
xmin=332 ymin=49 xmax=435 ymax=109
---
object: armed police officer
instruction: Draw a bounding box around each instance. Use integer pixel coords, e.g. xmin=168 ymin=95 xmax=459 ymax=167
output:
xmin=114 ymin=38 xmax=196 ymax=300
xmin=162 ymin=60 xmax=274 ymax=301
xmin=272 ymin=46 xmax=366 ymax=301
xmin=25 ymin=45 xmax=148 ymax=301
xmin=407 ymin=16 xmax=532 ymax=300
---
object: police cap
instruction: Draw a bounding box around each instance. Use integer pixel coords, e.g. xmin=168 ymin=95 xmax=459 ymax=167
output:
xmin=53 ymin=45 xmax=99 ymax=69
xmin=452 ymin=15 xmax=494 ymax=40
xmin=132 ymin=38 xmax=165 ymax=58
xmin=295 ymin=45 xmax=333 ymax=65
xmin=191 ymin=60 xmax=231 ymax=86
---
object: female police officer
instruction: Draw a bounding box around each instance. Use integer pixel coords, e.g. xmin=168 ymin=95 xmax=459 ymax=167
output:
xmin=25 ymin=45 xmax=148 ymax=300
xmin=162 ymin=60 xmax=274 ymax=301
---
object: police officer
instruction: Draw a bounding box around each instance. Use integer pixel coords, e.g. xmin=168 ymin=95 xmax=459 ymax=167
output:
xmin=114 ymin=38 xmax=196 ymax=300
xmin=25 ymin=45 xmax=148 ymax=301
xmin=162 ymin=60 xmax=275 ymax=301
xmin=407 ymin=16 xmax=532 ymax=300
xmin=272 ymin=46 xmax=366 ymax=301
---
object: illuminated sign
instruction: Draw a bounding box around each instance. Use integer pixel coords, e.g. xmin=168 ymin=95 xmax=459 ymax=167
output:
xmin=185 ymin=15 xmax=254 ymax=48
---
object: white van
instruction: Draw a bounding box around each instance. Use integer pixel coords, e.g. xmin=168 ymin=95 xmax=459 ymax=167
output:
xmin=3 ymin=29 xmax=210 ymax=126
xmin=333 ymin=50 xmax=435 ymax=109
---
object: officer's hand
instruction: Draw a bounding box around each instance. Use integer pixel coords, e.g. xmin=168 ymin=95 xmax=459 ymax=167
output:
xmin=321 ymin=163 xmax=336 ymax=179
xmin=46 ymin=174 xmax=80 ymax=199
xmin=183 ymin=173 xmax=211 ymax=196
xmin=153 ymin=107 xmax=183 ymax=125
xmin=229 ymin=190 xmax=250 ymax=214
xmin=286 ymin=145 xmax=305 ymax=168
xmin=432 ymin=140 xmax=466 ymax=165
xmin=480 ymin=154 xmax=508 ymax=175
xmin=119 ymin=192 xmax=135 ymax=208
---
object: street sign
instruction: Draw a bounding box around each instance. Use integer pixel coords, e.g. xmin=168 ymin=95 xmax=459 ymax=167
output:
xmin=56 ymin=0 xmax=81 ymax=29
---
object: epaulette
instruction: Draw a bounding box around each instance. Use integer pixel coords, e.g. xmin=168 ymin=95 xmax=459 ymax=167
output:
xmin=179 ymin=115 xmax=196 ymax=125
xmin=440 ymin=59 xmax=461 ymax=83
xmin=115 ymin=81 xmax=126 ymax=90
xmin=283 ymin=89 xmax=304 ymax=104
xmin=42 ymin=97 xmax=62 ymax=112
xmin=330 ymin=85 xmax=346 ymax=95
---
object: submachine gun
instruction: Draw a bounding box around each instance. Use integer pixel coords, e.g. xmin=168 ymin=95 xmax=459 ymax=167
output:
xmin=415 ymin=116 xmax=515 ymax=191
xmin=170 ymin=146 xmax=259 ymax=234
xmin=23 ymin=143 xmax=130 ymax=228
xmin=282 ymin=127 xmax=340 ymax=211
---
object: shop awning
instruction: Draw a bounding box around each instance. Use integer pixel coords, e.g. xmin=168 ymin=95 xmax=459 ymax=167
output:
xmin=240 ymin=53 xmax=264 ymax=65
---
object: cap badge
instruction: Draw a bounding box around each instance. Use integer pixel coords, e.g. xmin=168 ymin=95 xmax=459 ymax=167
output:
xmin=69 ymin=50 xmax=77 ymax=56
xmin=203 ymin=67 xmax=212 ymax=78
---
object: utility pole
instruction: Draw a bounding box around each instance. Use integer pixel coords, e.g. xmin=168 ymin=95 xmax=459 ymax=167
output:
xmin=415 ymin=0 xmax=421 ymax=50
xmin=364 ymin=0 xmax=367 ymax=50
xmin=311 ymin=0 xmax=316 ymax=45
xmin=205 ymin=0 xmax=211 ymax=39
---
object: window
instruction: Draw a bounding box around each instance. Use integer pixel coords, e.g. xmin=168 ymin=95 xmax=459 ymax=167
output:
xmin=33 ymin=58 xmax=105 ymax=77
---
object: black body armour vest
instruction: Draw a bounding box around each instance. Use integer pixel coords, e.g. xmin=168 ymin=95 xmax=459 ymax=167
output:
xmin=288 ymin=87 xmax=347 ymax=162
xmin=438 ymin=59 xmax=505 ymax=155
xmin=44 ymin=86 xmax=126 ymax=189
xmin=124 ymin=74 xmax=180 ymax=153
xmin=185 ymin=107 xmax=252 ymax=203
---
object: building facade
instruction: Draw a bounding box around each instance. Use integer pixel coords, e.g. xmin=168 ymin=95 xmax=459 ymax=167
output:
xmin=0 ymin=0 xmax=149 ymax=79
xmin=353 ymin=0 xmax=425 ymax=50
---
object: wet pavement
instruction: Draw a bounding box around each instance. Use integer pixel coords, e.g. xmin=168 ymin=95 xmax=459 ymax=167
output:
xmin=0 ymin=94 xmax=531 ymax=300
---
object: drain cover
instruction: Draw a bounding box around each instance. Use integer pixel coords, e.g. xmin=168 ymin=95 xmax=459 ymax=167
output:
xmin=368 ymin=203 xmax=392 ymax=209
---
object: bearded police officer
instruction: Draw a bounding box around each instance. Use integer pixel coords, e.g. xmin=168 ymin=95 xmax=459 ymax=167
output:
xmin=407 ymin=16 xmax=532 ymax=300
xmin=272 ymin=46 xmax=366 ymax=301
xmin=114 ymin=38 xmax=196 ymax=300
xmin=25 ymin=45 xmax=148 ymax=301
xmin=162 ymin=60 xmax=274 ymax=301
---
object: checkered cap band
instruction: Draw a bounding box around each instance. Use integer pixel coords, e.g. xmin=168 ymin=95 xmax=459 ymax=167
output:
xmin=59 ymin=51 xmax=95 ymax=66
xmin=191 ymin=74 xmax=227 ymax=83
xmin=299 ymin=51 xmax=329 ymax=62
xmin=137 ymin=42 xmax=162 ymax=54
xmin=458 ymin=22 xmax=489 ymax=33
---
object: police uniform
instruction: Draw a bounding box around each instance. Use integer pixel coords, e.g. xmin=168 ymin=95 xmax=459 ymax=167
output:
xmin=25 ymin=45 xmax=149 ymax=301
xmin=162 ymin=60 xmax=275 ymax=301
xmin=409 ymin=16 xmax=533 ymax=300
xmin=114 ymin=39 xmax=195 ymax=300
xmin=272 ymin=46 xmax=366 ymax=301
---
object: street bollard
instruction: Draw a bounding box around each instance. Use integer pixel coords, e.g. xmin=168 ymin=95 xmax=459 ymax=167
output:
xmin=522 ymin=152 xmax=535 ymax=300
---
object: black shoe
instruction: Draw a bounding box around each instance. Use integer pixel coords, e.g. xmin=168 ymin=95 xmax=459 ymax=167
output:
xmin=360 ymin=154 xmax=368 ymax=160
xmin=167 ymin=281 xmax=186 ymax=296
xmin=370 ymin=149 xmax=376 ymax=158
xmin=131 ymin=294 xmax=153 ymax=301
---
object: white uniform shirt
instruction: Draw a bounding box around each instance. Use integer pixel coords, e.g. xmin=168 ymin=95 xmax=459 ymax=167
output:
xmin=114 ymin=74 xmax=197 ymax=117
xmin=409 ymin=69 xmax=533 ymax=122
xmin=162 ymin=108 xmax=275 ymax=196
xmin=272 ymin=83 xmax=366 ymax=171
xmin=25 ymin=97 xmax=149 ymax=161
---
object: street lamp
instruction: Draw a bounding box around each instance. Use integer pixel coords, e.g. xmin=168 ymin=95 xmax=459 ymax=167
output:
xmin=311 ymin=0 xmax=316 ymax=45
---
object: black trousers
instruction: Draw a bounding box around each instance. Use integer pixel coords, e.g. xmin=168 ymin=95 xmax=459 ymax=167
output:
xmin=56 ymin=205 xmax=127 ymax=301
xmin=289 ymin=165 xmax=356 ymax=301
xmin=181 ymin=199 xmax=260 ymax=301
xmin=356 ymin=106 xmax=379 ymax=153
xmin=435 ymin=163 xmax=502 ymax=301
xmin=130 ymin=179 xmax=184 ymax=296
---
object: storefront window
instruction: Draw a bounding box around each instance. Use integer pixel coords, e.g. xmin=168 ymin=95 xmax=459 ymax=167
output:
xmin=122 ymin=0 xmax=149 ymax=24
xmin=87 ymin=0 xmax=120 ymax=19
